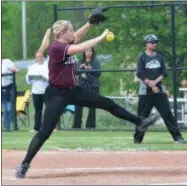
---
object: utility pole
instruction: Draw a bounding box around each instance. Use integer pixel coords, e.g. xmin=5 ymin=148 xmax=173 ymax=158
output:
xmin=22 ymin=1 xmax=27 ymax=59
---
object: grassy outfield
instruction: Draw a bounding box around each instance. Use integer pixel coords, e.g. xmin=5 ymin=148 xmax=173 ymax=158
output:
xmin=2 ymin=131 xmax=187 ymax=151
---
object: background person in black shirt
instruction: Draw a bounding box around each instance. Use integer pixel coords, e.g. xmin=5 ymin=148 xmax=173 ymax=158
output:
xmin=134 ymin=34 xmax=185 ymax=144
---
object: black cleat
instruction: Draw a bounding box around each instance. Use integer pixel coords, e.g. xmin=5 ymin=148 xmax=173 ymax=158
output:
xmin=134 ymin=139 xmax=142 ymax=144
xmin=137 ymin=114 xmax=159 ymax=133
xmin=15 ymin=163 xmax=30 ymax=178
xmin=174 ymin=137 xmax=185 ymax=144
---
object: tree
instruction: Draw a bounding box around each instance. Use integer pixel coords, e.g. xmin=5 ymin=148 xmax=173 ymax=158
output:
xmin=2 ymin=2 xmax=22 ymax=59
xmin=2 ymin=3 xmax=11 ymax=30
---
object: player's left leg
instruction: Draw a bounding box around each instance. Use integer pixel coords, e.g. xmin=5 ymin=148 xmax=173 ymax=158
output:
xmin=70 ymin=86 xmax=158 ymax=131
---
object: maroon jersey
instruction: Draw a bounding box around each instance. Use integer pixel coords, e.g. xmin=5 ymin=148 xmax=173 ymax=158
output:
xmin=48 ymin=41 xmax=77 ymax=88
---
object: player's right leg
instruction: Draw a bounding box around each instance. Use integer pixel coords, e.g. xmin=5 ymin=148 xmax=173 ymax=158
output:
xmin=15 ymin=87 xmax=68 ymax=178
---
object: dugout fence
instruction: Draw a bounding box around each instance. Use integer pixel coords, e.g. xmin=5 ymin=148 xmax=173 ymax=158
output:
xmin=8 ymin=68 xmax=187 ymax=132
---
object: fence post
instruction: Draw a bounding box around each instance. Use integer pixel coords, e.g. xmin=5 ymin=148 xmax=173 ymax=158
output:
xmin=171 ymin=4 xmax=178 ymax=122
xmin=53 ymin=4 xmax=57 ymax=23
xmin=12 ymin=72 xmax=18 ymax=130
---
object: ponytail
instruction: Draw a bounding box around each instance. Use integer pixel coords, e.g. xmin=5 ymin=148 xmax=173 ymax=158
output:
xmin=38 ymin=28 xmax=52 ymax=53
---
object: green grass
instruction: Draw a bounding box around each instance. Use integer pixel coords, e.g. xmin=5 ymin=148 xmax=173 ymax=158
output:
xmin=2 ymin=131 xmax=187 ymax=151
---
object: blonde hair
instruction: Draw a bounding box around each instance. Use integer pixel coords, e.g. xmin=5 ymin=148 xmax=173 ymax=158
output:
xmin=38 ymin=20 xmax=71 ymax=53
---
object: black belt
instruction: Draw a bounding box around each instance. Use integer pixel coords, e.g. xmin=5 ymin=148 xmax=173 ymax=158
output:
xmin=49 ymin=82 xmax=74 ymax=89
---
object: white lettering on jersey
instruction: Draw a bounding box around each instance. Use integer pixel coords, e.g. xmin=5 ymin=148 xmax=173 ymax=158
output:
xmin=65 ymin=55 xmax=78 ymax=64
xmin=146 ymin=60 xmax=161 ymax=69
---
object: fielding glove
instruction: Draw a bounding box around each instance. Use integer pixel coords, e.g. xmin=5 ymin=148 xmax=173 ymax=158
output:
xmin=88 ymin=7 xmax=108 ymax=24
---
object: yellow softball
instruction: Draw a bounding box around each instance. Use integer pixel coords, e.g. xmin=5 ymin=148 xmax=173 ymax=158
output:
xmin=106 ymin=32 xmax=115 ymax=42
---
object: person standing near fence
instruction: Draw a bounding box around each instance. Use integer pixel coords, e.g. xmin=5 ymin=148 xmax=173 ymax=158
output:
xmin=15 ymin=8 xmax=158 ymax=178
xmin=26 ymin=52 xmax=49 ymax=132
xmin=73 ymin=47 xmax=101 ymax=129
xmin=2 ymin=57 xmax=19 ymax=131
xmin=133 ymin=34 xmax=185 ymax=144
